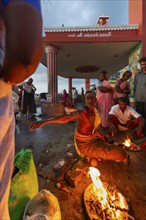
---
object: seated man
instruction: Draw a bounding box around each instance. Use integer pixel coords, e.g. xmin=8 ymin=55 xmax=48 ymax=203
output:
xmin=108 ymin=97 xmax=145 ymax=138
xmin=30 ymin=90 xmax=129 ymax=164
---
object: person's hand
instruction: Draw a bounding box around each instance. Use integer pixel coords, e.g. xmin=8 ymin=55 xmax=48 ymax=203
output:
xmin=108 ymin=124 xmax=117 ymax=137
xmin=95 ymin=131 xmax=106 ymax=141
xmin=136 ymin=130 xmax=144 ymax=138
xmin=123 ymin=89 xmax=130 ymax=94
xmin=29 ymin=121 xmax=45 ymax=131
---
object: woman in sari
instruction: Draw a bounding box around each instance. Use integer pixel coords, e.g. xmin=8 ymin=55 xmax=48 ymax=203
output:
xmin=113 ymin=70 xmax=132 ymax=105
xmin=96 ymin=71 xmax=113 ymax=128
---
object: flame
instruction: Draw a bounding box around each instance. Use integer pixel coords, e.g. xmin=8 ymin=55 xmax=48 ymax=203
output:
xmin=89 ymin=167 xmax=127 ymax=217
xmin=89 ymin=167 xmax=108 ymax=208
xmin=115 ymin=210 xmax=121 ymax=218
xmin=123 ymin=138 xmax=131 ymax=147
xmin=117 ymin=192 xmax=126 ymax=209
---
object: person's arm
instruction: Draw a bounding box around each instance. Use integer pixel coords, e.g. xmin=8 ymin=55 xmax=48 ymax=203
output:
xmin=1 ymin=1 xmax=42 ymax=84
xmin=115 ymin=85 xmax=123 ymax=93
xmin=115 ymin=80 xmax=130 ymax=94
xmin=32 ymin=84 xmax=37 ymax=91
xmin=108 ymin=114 xmax=118 ymax=137
xmin=108 ymin=105 xmax=118 ymax=132
xmin=123 ymin=81 xmax=130 ymax=94
xmin=136 ymin=116 xmax=145 ymax=135
xmin=98 ymin=86 xmax=112 ymax=93
xmin=18 ymin=82 xmax=24 ymax=89
xmin=29 ymin=110 xmax=82 ymax=130
xmin=108 ymin=114 xmax=115 ymax=127
xmin=115 ymin=80 xmax=124 ymax=93
xmin=129 ymin=107 xmax=145 ymax=136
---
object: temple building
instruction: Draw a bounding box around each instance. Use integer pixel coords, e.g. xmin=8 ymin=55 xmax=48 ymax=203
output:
xmin=40 ymin=0 xmax=146 ymax=115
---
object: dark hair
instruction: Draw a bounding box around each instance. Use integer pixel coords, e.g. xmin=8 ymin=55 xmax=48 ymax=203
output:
xmin=85 ymin=90 xmax=96 ymax=96
xmin=100 ymin=70 xmax=107 ymax=75
xmin=40 ymin=93 xmax=47 ymax=99
xmin=123 ymin=70 xmax=132 ymax=77
xmin=118 ymin=96 xmax=129 ymax=104
xmin=28 ymin=78 xmax=33 ymax=82
xmin=139 ymin=57 xmax=146 ymax=63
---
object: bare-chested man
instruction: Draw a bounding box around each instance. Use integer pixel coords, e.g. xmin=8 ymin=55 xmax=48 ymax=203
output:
xmin=30 ymin=90 xmax=129 ymax=164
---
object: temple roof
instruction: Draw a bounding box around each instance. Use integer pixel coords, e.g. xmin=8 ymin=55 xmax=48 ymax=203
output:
xmin=44 ymin=24 xmax=139 ymax=33
xmin=42 ymin=23 xmax=141 ymax=79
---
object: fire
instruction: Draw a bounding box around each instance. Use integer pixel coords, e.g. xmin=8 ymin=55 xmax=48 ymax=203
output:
xmin=122 ymin=138 xmax=139 ymax=151
xmin=89 ymin=167 xmax=107 ymax=208
xmin=87 ymin=167 xmax=129 ymax=219
xmin=123 ymin=138 xmax=131 ymax=147
xmin=117 ymin=192 xmax=126 ymax=209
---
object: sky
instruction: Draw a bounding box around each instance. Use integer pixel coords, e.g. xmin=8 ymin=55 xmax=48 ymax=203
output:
xmin=31 ymin=0 xmax=129 ymax=94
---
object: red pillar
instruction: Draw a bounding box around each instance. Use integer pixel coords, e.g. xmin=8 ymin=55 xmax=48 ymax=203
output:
xmin=142 ymin=0 xmax=146 ymax=56
xmin=68 ymin=77 xmax=72 ymax=95
xmin=45 ymin=45 xmax=58 ymax=102
xmin=85 ymin=79 xmax=90 ymax=91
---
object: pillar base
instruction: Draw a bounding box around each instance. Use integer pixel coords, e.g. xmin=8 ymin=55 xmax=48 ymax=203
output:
xmin=41 ymin=101 xmax=65 ymax=117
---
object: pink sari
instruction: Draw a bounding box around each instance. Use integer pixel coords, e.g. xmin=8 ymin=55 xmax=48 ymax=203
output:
xmin=96 ymin=80 xmax=113 ymax=127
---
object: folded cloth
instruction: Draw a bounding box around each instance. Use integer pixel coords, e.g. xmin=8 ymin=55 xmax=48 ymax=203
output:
xmin=75 ymin=130 xmax=96 ymax=141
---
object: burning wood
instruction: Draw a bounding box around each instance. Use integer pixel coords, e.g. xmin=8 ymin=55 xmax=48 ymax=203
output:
xmin=122 ymin=139 xmax=140 ymax=151
xmin=84 ymin=167 xmax=134 ymax=220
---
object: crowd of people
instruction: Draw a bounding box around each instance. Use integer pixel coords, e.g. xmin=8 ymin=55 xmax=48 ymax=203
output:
xmin=94 ymin=63 xmax=146 ymax=139
xmin=30 ymin=57 xmax=146 ymax=166
xmin=29 ymin=58 xmax=146 ymax=168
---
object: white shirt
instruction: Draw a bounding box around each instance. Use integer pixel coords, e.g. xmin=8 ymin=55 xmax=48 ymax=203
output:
xmin=73 ymin=90 xmax=78 ymax=99
xmin=22 ymin=82 xmax=33 ymax=93
xmin=109 ymin=104 xmax=141 ymax=125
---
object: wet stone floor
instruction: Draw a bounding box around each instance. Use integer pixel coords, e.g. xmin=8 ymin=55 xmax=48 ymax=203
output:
xmin=15 ymin=112 xmax=146 ymax=220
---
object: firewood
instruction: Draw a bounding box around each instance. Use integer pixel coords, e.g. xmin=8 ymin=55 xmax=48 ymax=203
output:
xmin=65 ymin=160 xmax=88 ymax=187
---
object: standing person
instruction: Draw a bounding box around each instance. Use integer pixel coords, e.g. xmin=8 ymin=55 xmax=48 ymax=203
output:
xmin=20 ymin=78 xmax=37 ymax=119
xmin=63 ymin=89 xmax=67 ymax=102
xmin=108 ymin=97 xmax=145 ymax=138
xmin=72 ymin=87 xmax=78 ymax=108
xmin=96 ymin=70 xmax=113 ymax=129
xmin=0 ymin=1 xmax=42 ymax=219
xmin=96 ymin=70 xmax=107 ymax=88
xmin=134 ymin=57 xmax=146 ymax=135
xmin=113 ymin=70 xmax=132 ymax=105
xmin=18 ymin=85 xmax=23 ymax=111
xmin=64 ymin=94 xmax=76 ymax=113
xmin=81 ymin=87 xmax=85 ymax=102
xmin=64 ymin=94 xmax=73 ymax=108
xmin=30 ymin=90 xmax=129 ymax=164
